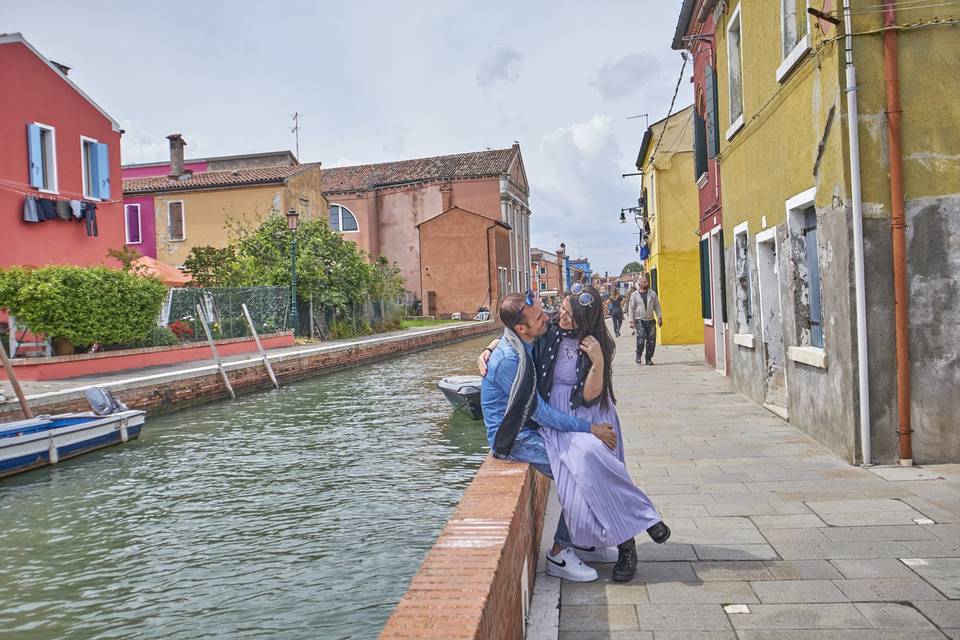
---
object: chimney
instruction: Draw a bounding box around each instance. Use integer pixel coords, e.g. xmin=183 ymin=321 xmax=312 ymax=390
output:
xmin=167 ymin=134 xmax=187 ymax=178
xmin=440 ymin=183 xmax=454 ymax=211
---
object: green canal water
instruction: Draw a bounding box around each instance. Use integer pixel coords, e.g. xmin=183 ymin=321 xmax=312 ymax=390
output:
xmin=0 ymin=335 xmax=493 ymax=640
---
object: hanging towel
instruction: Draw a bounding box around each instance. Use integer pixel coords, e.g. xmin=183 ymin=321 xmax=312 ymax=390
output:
xmin=38 ymin=198 xmax=57 ymax=221
xmin=69 ymin=200 xmax=82 ymax=219
xmin=23 ymin=196 xmax=39 ymax=223
xmin=56 ymin=199 xmax=71 ymax=220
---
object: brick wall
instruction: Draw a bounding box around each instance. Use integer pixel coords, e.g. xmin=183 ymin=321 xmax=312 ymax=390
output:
xmin=380 ymin=457 xmax=550 ymax=640
xmin=0 ymin=322 xmax=497 ymax=422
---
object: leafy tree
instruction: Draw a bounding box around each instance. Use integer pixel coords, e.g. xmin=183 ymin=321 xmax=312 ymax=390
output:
xmin=183 ymin=246 xmax=244 ymax=287
xmin=621 ymin=261 xmax=644 ymax=275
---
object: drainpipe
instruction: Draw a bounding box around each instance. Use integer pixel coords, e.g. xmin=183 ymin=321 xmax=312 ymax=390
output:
xmin=842 ymin=0 xmax=872 ymax=466
xmin=883 ymin=0 xmax=913 ymax=466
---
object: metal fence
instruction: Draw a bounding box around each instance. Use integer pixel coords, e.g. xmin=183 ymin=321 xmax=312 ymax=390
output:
xmin=309 ymin=297 xmax=406 ymax=340
xmin=160 ymin=286 xmax=291 ymax=344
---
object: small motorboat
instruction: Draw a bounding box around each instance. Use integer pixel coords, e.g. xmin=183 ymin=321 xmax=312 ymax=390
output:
xmin=438 ymin=375 xmax=483 ymax=420
xmin=0 ymin=388 xmax=145 ymax=479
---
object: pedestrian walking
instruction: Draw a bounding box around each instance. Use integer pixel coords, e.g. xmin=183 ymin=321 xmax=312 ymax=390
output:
xmin=628 ymin=277 xmax=662 ymax=365
xmin=607 ymin=288 xmax=624 ymax=337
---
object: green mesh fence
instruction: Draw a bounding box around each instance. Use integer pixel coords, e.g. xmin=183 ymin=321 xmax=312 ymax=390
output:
xmin=160 ymin=286 xmax=291 ymax=344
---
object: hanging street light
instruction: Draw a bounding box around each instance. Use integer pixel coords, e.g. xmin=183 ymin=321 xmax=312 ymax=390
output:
xmin=286 ymin=208 xmax=300 ymax=335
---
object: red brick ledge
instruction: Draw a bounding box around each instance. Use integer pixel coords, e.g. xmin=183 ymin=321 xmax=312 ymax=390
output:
xmin=380 ymin=456 xmax=550 ymax=640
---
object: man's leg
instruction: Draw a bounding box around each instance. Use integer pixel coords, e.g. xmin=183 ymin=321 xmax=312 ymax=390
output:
xmin=644 ymin=320 xmax=657 ymax=364
xmin=635 ymin=321 xmax=643 ymax=363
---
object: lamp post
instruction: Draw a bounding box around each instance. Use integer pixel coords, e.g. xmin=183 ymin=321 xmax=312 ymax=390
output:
xmin=286 ymin=208 xmax=300 ymax=335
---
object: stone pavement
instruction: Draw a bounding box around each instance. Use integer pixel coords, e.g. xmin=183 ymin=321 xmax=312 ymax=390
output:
xmin=539 ymin=342 xmax=960 ymax=640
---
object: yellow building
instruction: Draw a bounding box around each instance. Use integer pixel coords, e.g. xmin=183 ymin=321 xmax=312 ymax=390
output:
xmin=635 ymin=105 xmax=703 ymax=345
xmin=703 ymin=0 xmax=960 ymax=463
xmin=123 ymin=143 xmax=326 ymax=268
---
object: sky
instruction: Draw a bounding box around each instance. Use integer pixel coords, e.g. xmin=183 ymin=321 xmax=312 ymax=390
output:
xmin=5 ymin=0 xmax=692 ymax=276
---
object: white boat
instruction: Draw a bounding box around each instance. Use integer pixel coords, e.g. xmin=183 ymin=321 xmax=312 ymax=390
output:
xmin=438 ymin=375 xmax=483 ymax=420
xmin=0 ymin=407 xmax=145 ymax=479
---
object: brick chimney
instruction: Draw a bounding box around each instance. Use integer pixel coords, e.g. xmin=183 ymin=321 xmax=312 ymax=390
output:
xmin=167 ymin=134 xmax=187 ymax=179
xmin=440 ymin=183 xmax=454 ymax=211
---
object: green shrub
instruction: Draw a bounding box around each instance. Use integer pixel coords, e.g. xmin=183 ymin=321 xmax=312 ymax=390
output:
xmin=2 ymin=265 xmax=167 ymax=346
xmin=219 ymin=316 xmax=249 ymax=339
xmin=146 ymin=326 xmax=178 ymax=347
xmin=0 ymin=267 xmax=30 ymax=311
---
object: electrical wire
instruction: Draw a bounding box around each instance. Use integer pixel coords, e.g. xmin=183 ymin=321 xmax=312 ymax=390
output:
xmin=643 ymin=52 xmax=689 ymax=172
xmin=828 ymin=0 xmax=960 ymax=14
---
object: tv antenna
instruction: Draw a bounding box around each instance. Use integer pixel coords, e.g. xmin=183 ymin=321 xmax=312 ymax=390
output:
xmin=290 ymin=112 xmax=302 ymax=159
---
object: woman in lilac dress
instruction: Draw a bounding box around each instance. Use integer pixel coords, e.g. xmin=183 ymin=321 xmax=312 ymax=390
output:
xmin=479 ymin=285 xmax=670 ymax=581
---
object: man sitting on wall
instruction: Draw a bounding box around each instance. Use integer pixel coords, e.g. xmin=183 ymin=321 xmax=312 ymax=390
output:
xmin=480 ymin=291 xmax=618 ymax=583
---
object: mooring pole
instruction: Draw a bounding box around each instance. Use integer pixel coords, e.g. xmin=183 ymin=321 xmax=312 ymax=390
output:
xmin=197 ymin=303 xmax=236 ymax=400
xmin=241 ymin=303 xmax=279 ymax=389
xmin=0 ymin=342 xmax=33 ymax=419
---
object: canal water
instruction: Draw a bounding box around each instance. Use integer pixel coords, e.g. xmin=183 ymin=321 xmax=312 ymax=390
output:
xmin=0 ymin=334 xmax=493 ymax=640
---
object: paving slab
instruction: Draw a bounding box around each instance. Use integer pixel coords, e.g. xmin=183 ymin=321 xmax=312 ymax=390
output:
xmin=546 ymin=345 xmax=960 ymax=639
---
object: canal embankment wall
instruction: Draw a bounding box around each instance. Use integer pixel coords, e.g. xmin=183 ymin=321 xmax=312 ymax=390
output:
xmin=381 ymin=457 xmax=549 ymax=640
xmin=0 ymin=320 xmax=497 ymax=422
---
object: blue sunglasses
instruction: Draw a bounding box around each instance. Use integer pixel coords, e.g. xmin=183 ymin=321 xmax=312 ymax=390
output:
xmin=518 ymin=289 xmax=536 ymax=314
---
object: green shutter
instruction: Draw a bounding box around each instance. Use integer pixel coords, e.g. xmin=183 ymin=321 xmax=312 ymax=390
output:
xmin=705 ymin=65 xmax=720 ymax=158
xmin=699 ymin=238 xmax=712 ymax=319
xmin=694 ymin=110 xmax=708 ymax=179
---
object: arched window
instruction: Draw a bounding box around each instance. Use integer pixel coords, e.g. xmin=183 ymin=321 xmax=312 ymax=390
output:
xmin=328 ymin=204 xmax=359 ymax=232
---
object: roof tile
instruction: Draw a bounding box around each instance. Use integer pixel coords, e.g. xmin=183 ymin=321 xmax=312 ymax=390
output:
xmin=122 ymin=163 xmax=321 ymax=194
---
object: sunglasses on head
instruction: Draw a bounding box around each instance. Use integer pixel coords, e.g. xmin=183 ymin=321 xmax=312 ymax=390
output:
xmin=518 ymin=289 xmax=537 ymax=314
xmin=569 ymin=282 xmax=594 ymax=306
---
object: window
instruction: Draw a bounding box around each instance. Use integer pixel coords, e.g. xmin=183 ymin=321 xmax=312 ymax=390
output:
xmin=693 ymin=107 xmax=708 ymax=182
xmin=782 ymin=0 xmax=808 ymax=59
xmin=168 ymin=201 xmax=185 ymax=241
xmin=81 ymin=136 xmax=111 ymax=200
xmin=734 ymin=223 xmax=753 ymax=334
xmin=328 ymin=203 xmax=359 ymax=232
xmin=27 ymin=123 xmax=58 ymax=192
xmin=787 ymin=188 xmax=823 ymax=348
xmin=699 ymin=237 xmax=712 ymax=320
xmin=299 ymin=197 xmax=311 ymax=220
xmin=125 ymin=204 xmax=142 ymax=244
xmin=539 ymin=266 xmax=546 ymax=275
xmin=539 ymin=281 xmax=547 ymax=291
xmin=778 ymin=0 xmax=811 ymax=81
xmin=726 ymin=4 xmax=745 ymax=139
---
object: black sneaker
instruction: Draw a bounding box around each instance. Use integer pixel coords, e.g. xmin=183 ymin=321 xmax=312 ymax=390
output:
xmin=646 ymin=360 xmax=654 ymax=366
xmin=612 ymin=538 xmax=638 ymax=582
xmin=635 ymin=355 xmax=642 ymax=364
xmin=647 ymin=521 xmax=671 ymax=544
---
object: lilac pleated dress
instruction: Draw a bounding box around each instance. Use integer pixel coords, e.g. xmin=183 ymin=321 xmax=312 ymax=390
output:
xmin=541 ymin=336 xmax=662 ymax=548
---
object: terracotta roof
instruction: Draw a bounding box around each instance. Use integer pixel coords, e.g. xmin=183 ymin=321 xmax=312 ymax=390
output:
xmin=322 ymin=147 xmax=517 ymax=194
xmin=122 ymin=163 xmax=321 ymax=194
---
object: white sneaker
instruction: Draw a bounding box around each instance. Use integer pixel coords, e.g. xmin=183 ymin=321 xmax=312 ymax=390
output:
xmin=545 ymin=547 xmax=599 ymax=582
xmin=572 ymin=544 xmax=619 ymax=563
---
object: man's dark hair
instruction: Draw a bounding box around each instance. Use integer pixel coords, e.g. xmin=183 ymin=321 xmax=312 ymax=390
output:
xmin=499 ymin=293 xmax=526 ymax=329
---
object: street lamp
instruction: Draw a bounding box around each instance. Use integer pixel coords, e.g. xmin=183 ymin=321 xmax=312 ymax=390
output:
xmin=286 ymin=208 xmax=300 ymax=335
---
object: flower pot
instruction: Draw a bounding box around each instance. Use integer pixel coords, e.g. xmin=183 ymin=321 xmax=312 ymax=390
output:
xmin=52 ymin=337 xmax=75 ymax=356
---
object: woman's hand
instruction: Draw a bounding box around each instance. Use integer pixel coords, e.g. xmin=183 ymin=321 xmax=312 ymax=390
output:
xmin=579 ymin=335 xmax=604 ymax=369
xmin=478 ymin=339 xmax=500 ymax=376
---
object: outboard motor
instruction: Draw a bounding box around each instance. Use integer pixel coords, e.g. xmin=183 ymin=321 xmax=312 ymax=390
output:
xmin=85 ymin=387 xmax=128 ymax=416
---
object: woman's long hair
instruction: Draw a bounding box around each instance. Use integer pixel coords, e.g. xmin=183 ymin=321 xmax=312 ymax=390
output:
xmin=567 ymin=284 xmax=616 ymax=409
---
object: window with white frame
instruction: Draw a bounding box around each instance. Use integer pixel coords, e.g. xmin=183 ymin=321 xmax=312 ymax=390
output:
xmin=539 ymin=281 xmax=547 ymax=291
xmin=168 ymin=201 xmax=185 ymax=241
xmin=328 ymin=203 xmax=359 ymax=232
xmin=787 ymin=190 xmax=824 ymax=348
xmin=539 ymin=266 xmax=546 ymax=275
xmin=726 ymin=4 xmax=744 ymax=130
xmin=125 ymin=204 xmax=142 ymax=244
xmin=27 ymin=123 xmax=58 ymax=192
xmin=734 ymin=224 xmax=753 ymax=334
xmin=781 ymin=0 xmax=808 ymax=59
xmin=80 ymin=136 xmax=111 ymax=200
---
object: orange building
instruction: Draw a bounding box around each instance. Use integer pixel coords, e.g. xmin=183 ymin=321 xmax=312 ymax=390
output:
xmin=531 ymin=247 xmax=562 ymax=299
xmin=322 ymin=145 xmax=532 ymax=317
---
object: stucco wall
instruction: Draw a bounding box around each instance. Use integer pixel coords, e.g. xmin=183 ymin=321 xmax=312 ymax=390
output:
xmin=153 ymin=185 xmax=280 ymax=266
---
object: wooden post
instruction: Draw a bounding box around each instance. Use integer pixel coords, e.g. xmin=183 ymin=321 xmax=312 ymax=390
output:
xmin=196 ymin=303 xmax=236 ymax=400
xmin=241 ymin=303 xmax=279 ymax=389
xmin=0 ymin=342 xmax=33 ymax=419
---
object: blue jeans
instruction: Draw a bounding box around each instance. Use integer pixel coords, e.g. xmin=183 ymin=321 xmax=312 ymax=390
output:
xmin=494 ymin=430 xmax=571 ymax=547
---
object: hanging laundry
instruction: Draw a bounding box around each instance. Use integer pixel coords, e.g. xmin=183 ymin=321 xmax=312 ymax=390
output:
xmin=69 ymin=200 xmax=82 ymax=220
xmin=82 ymin=201 xmax=98 ymax=237
xmin=23 ymin=196 xmax=39 ymax=223
xmin=38 ymin=198 xmax=57 ymax=221
xmin=56 ymin=199 xmax=71 ymax=221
